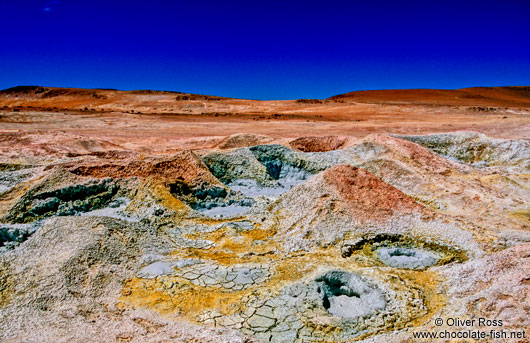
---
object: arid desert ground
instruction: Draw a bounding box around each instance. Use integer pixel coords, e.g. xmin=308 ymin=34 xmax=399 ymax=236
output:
xmin=0 ymin=86 xmax=529 ymax=342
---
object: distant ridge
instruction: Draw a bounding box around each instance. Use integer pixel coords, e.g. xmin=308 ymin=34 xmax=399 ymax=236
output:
xmin=1 ymin=85 xmax=530 ymax=106
xmin=0 ymin=85 xmax=231 ymax=100
xmin=328 ymin=86 xmax=530 ymax=106
xmin=1 ymin=86 xmax=529 ymax=114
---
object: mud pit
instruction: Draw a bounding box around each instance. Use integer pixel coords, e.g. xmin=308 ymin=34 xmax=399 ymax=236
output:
xmin=316 ymin=271 xmax=386 ymax=318
xmin=377 ymin=247 xmax=438 ymax=270
xmin=6 ymin=178 xmax=120 ymax=223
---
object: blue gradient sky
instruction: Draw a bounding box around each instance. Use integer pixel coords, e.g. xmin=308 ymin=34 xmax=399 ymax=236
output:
xmin=0 ymin=0 xmax=529 ymax=99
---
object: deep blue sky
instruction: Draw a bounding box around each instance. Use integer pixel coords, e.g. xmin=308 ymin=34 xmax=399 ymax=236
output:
xmin=0 ymin=0 xmax=529 ymax=100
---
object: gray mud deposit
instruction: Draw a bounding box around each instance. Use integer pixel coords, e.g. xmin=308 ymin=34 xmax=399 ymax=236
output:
xmin=377 ymin=247 xmax=438 ymax=269
xmin=316 ymin=271 xmax=386 ymax=318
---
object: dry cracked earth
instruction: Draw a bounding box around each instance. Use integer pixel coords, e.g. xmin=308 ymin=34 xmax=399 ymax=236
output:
xmin=0 ymin=87 xmax=529 ymax=343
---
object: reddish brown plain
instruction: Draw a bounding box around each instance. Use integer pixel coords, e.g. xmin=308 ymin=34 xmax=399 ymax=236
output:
xmin=0 ymin=85 xmax=528 ymax=155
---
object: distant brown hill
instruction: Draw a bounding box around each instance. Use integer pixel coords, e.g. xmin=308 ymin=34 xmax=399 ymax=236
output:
xmin=328 ymin=86 xmax=530 ymax=107
xmin=0 ymin=86 xmax=230 ymax=101
xmin=0 ymin=86 xmax=237 ymax=114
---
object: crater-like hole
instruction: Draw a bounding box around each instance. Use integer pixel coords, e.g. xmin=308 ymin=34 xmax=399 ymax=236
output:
xmin=378 ymin=247 xmax=437 ymax=270
xmin=388 ymin=247 xmax=416 ymax=257
xmin=169 ymin=181 xmax=253 ymax=218
xmin=315 ymin=270 xmax=386 ymax=319
xmin=341 ymin=233 xmax=467 ymax=267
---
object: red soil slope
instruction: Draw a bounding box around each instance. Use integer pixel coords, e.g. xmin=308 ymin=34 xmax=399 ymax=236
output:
xmin=323 ymin=165 xmax=426 ymax=221
xmin=329 ymin=86 xmax=530 ymax=107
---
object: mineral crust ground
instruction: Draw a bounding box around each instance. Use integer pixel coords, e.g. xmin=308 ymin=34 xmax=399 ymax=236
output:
xmin=0 ymin=86 xmax=529 ymax=343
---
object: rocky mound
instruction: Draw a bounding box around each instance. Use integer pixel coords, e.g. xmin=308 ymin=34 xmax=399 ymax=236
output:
xmin=70 ymin=150 xmax=221 ymax=187
xmin=322 ymin=165 xmax=425 ymax=221
xmin=5 ymin=177 xmax=119 ymax=223
xmin=397 ymin=131 xmax=530 ymax=172
xmin=358 ymin=134 xmax=457 ymax=174
xmin=267 ymin=164 xmax=478 ymax=254
xmin=202 ymin=148 xmax=273 ymax=185
xmin=289 ymin=135 xmax=346 ymax=152
xmin=217 ymin=133 xmax=274 ymax=149
xmin=339 ymin=134 xmax=530 ymax=238
xmin=249 ymin=144 xmax=339 ymax=176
